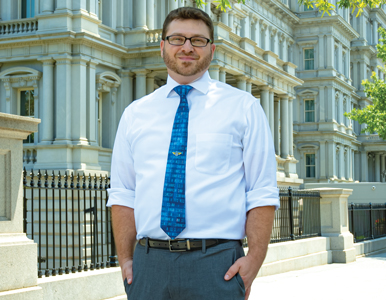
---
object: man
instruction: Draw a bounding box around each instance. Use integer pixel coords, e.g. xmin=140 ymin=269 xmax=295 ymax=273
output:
xmin=107 ymin=7 xmax=279 ymax=300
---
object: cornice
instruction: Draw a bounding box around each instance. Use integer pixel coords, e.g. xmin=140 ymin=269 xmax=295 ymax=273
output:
xmin=297 ymin=15 xmax=359 ymax=41
xmin=257 ymin=0 xmax=300 ymax=25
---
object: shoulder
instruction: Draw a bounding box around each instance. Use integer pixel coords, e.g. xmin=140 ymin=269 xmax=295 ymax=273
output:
xmin=207 ymin=78 xmax=259 ymax=109
xmin=126 ymin=84 xmax=168 ymax=113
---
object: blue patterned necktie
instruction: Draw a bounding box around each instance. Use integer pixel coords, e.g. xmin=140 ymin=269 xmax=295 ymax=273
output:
xmin=161 ymin=85 xmax=193 ymax=239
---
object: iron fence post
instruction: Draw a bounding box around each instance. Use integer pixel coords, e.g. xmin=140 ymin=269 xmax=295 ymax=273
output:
xmin=288 ymin=187 xmax=295 ymax=240
xmin=370 ymin=202 xmax=374 ymax=239
xmin=351 ymin=202 xmax=356 ymax=243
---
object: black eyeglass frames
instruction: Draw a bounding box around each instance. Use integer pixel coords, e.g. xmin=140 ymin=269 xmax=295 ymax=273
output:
xmin=165 ymin=35 xmax=212 ymax=47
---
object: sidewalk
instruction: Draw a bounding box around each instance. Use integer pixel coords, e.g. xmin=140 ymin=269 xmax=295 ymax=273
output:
xmin=249 ymin=251 xmax=386 ymax=300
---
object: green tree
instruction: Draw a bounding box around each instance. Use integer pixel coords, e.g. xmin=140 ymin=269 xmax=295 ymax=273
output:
xmin=344 ymin=28 xmax=386 ymax=140
xmin=190 ymin=0 xmax=385 ymax=15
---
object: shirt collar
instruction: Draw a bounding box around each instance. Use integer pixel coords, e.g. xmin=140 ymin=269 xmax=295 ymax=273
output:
xmin=164 ymin=71 xmax=211 ymax=98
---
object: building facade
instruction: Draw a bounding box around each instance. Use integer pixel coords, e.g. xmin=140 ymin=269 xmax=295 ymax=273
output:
xmin=0 ymin=0 xmax=385 ymax=186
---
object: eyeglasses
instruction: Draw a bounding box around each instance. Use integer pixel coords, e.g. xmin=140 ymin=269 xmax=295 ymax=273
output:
xmin=165 ymin=35 xmax=212 ymax=47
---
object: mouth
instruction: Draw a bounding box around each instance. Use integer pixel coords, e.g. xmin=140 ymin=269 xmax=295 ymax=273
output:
xmin=177 ymin=56 xmax=198 ymax=61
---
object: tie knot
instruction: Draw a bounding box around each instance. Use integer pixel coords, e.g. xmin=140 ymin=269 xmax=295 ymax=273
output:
xmin=174 ymin=85 xmax=193 ymax=98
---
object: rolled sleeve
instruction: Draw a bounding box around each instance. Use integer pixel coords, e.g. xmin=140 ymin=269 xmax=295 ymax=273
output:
xmin=107 ymin=107 xmax=136 ymax=208
xmin=243 ymin=100 xmax=279 ymax=211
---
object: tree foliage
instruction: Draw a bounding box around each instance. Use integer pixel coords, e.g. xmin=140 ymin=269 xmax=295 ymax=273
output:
xmin=344 ymin=27 xmax=386 ymax=140
xmin=190 ymin=0 xmax=385 ymax=15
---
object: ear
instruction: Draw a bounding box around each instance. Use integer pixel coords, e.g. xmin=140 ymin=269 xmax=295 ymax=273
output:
xmin=160 ymin=40 xmax=164 ymax=58
xmin=211 ymin=44 xmax=216 ymax=60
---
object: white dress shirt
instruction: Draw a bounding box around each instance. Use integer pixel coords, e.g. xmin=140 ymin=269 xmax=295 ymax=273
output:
xmin=107 ymin=71 xmax=279 ymax=240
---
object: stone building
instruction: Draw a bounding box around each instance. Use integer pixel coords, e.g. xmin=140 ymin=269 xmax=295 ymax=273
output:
xmin=0 ymin=0 xmax=385 ymax=186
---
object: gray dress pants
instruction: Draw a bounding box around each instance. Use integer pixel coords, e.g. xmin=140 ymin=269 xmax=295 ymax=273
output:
xmin=123 ymin=240 xmax=245 ymax=300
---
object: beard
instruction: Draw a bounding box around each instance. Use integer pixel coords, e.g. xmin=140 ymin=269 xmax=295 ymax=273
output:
xmin=163 ymin=48 xmax=213 ymax=77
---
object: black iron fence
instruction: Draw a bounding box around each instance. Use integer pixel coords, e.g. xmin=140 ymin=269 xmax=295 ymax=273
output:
xmin=23 ymin=169 xmax=117 ymax=278
xmin=270 ymin=187 xmax=321 ymax=243
xmin=349 ymin=203 xmax=386 ymax=242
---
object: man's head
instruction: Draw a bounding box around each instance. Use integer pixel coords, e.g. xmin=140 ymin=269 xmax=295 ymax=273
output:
xmin=160 ymin=7 xmax=216 ymax=84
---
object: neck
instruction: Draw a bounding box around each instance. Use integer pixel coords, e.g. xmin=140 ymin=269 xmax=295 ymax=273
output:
xmin=168 ymin=69 xmax=207 ymax=85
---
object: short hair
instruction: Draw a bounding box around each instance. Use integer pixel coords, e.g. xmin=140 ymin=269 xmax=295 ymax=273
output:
xmin=162 ymin=7 xmax=214 ymax=43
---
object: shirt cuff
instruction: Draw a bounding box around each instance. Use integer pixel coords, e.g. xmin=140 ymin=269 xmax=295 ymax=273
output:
xmin=106 ymin=188 xmax=135 ymax=208
xmin=246 ymin=187 xmax=280 ymax=211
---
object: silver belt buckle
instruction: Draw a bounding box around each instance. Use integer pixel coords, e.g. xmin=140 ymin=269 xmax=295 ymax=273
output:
xmin=169 ymin=239 xmax=190 ymax=252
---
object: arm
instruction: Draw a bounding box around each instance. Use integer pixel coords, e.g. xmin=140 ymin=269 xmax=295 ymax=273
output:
xmin=225 ymin=99 xmax=278 ymax=299
xmin=224 ymin=206 xmax=275 ymax=299
xmin=107 ymin=108 xmax=137 ymax=283
xmin=111 ymin=205 xmax=137 ymax=283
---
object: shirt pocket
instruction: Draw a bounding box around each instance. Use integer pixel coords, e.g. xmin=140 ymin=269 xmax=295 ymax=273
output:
xmin=195 ymin=133 xmax=233 ymax=175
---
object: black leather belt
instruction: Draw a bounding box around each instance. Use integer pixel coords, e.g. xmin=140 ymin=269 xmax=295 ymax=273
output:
xmin=139 ymin=238 xmax=235 ymax=252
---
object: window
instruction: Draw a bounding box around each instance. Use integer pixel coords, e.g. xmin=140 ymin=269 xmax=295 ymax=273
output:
xmin=304 ymin=4 xmax=313 ymax=11
xmin=21 ymin=0 xmax=35 ymax=18
xmin=305 ymin=154 xmax=316 ymax=178
xmin=20 ymin=90 xmax=35 ymax=143
xmin=97 ymin=91 xmax=103 ymax=146
xmin=304 ymin=49 xmax=314 ymax=70
xmin=304 ymin=99 xmax=315 ymax=122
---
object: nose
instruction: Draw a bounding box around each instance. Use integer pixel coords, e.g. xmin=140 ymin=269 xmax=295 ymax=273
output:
xmin=181 ymin=39 xmax=194 ymax=52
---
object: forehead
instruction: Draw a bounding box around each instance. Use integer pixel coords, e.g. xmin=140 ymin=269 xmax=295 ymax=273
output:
xmin=166 ymin=19 xmax=210 ymax=38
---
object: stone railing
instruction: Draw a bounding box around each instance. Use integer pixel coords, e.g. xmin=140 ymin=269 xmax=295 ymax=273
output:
xmin=0 ymin=18 xmax=38 ymax=36
xmin=146 ymin=29 xmax=162 ymax=44
xmin=23 ymin=145 xmax=37 ymax=166
xmin=229 ymin=32 xmax=241 ymax=47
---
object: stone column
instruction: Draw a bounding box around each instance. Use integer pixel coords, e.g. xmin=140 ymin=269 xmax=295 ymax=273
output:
xmin=134 ymin=69 xmax=148 ymax=99
xmin=280 ymin=96 xmax=289 ymax=159
xmin=381 ymin=155 xmax=386 ymax=182
xmin=345 ymin=147 xmax=350 ymax=181
xmin=358 ymin=14 xmax=367 ymax=42
xmin=89 ymin=0 xmax=97 ymax=17
xmin=326 ymin=87 xmax=335 ymax=122
xmin=209 ymin=66 xmax=220 ymax=81
xmin=146 ymin=73 xmax=155 ymax=95
xmin=269 ymin=91 xmax=274 ymax=141
xmin=87 ymin=60 xmax=98 ymax=146
xmin=71 ymin=56 xmax=88 ymax=145
xmin=307 ymin=188 xmax=356 ymax=263
xmin=326 ymin=35 xmax=335 ymax=69
xmin=283 ymin=37 xmax=288 ymax=61
xmin=55 ymin=0 xmax=72 ymax=13
xmin=219 ymin=68 xmax=226 ymax=83
xmin=327 ymin=141 xmax=336 ymax=178
xmin=123 ymin=0 xmax=132 ymax=31
xmin=236 ymin=76 xmax=247 ymax=91
xmin=260 ymin=87 xmax=270 ymax=119
xmin=338 ymin=43 xmax=343 ymax=74
xmin=221 ymin=12 xmax=229 ymax=26
xmin=338 ymin=92 xmax=344 ymax=125
xmin=320 ymin=141 xmax=326 ymax=179
xmin=338 ymin=144 xmax=345 ymax=179
xmin=204 ymin=0 xmax=212 ymax=18
xmin=147 ymin=0 xmax=155 ymax=30
xmin=271 ymin=28 xmax=277 ymax=53
xmin=54 ymin=56 xmax=72 ymax=144
xmin=274 ymin=98 xmax=280 ymax=156
xmin=246 ymin=81 xmax=252 ymax=94
xmin=373 ymin=19 xmax=378 ymax=45
xmin=0 ymin=113 xmax=41 ymax=299
xmin=39 ymin=57 xmax=55 ymax=144
xmin=375 ymin=153 xmax=381 ymax=182
xmin=361 ymin=151 xmax=369 ymax=182
xmin=352 ymin=62 xmax=358 ymax=89
xmin=350 ymin=149 xmax=354 ymax=181
xmin=318 ymin=86 xmax=325 ymax=122
xmin=134 ymin=0 xmax=147 ymax=30
xmin=354 ymin=151 xmax=360 ymax=181
xmin=42 ymin=0 xmax=54 ymax=13
xmin=229 ymin=12 xmax=234 ymax=32
xmin=119 ymin=70 xmax=134 ymax=111
xmin=265 ymin=26 xmax=270 ymax=51
xmin=318 ymin=34 xmax=325 ymax=69
xmin=288 ymin=97 xmax=294 ymax=156
xmin=242 ymin=15 xmax=250 ymax=39
xmin=252 ymin=18 xmax=260 ymax=46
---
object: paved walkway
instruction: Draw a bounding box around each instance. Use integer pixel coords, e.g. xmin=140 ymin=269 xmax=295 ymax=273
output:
xmin=249 ymin=251 xmax=386 ymax=300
